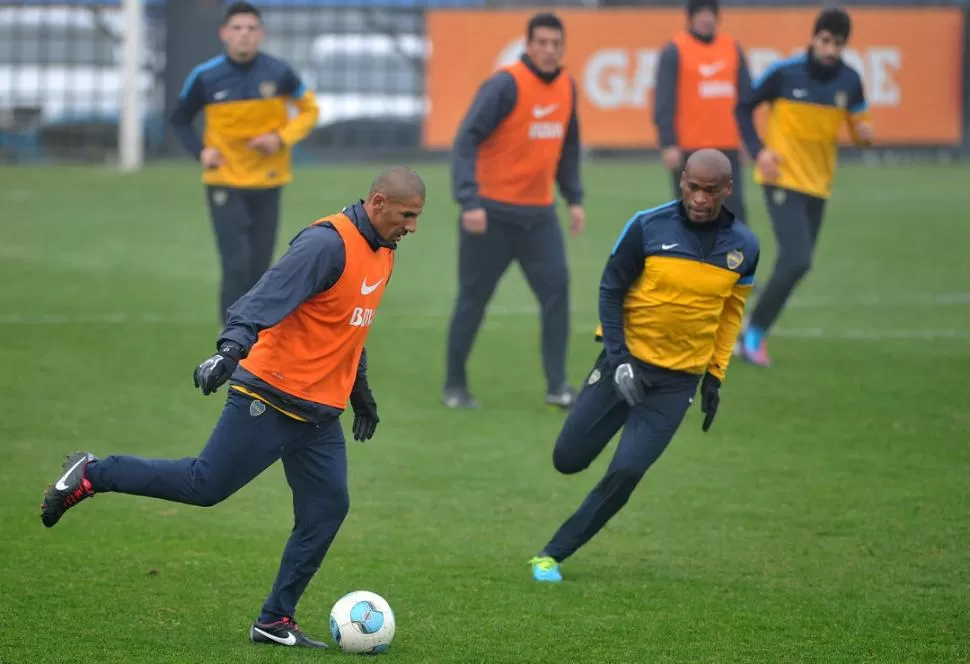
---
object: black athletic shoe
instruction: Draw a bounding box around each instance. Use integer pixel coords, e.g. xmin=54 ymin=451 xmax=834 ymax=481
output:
xmin=41 ymin=451 xmax=96 ymax=528
xmin=250 ymin=617 xmax=327 ymax=649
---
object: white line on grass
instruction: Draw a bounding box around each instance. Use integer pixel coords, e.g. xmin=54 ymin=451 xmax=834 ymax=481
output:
xmin=0 ymin=313 xmax=966 ymax=341
xmin=771 ymin=328 xmax=970 ymax=340
xmin=787 ymin=292 xmax=970 ymax=307
xmin=426 ymin=292 xmax=970 ymax=318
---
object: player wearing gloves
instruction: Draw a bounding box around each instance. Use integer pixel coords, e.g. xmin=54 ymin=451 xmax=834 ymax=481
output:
xmin=39 ymin=166 xmax=425 ymax=647
xmin=529 ymin=150 xmax=758 ymax=582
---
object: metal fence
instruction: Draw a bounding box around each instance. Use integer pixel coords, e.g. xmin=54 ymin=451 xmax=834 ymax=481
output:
xmin=1 ymin=0 xmax=967 ymax=165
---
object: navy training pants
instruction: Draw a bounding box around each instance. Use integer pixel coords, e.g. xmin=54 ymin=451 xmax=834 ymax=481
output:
xmin=540 ymin=350 xmax=699 ymax=562
xmin=85 ymin=389 xmax=348 ymax=622
xmin=445 ymin=207 xmax=570 ymax=394
xmin=748 ymin=185 xmax=827 ymax=333
xmin=206 ymin=185 xmax=282 ymax=325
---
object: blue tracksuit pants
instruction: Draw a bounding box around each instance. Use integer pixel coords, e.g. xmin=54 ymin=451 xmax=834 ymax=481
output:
xmin=85 ymin=389 xmax=349 ymax=622
xmin=541 ymin=350 xmax=699 ymax=562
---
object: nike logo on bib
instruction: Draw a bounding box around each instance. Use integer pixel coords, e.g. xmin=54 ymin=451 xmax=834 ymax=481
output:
xmin=698 ymin=61 xmax=726 ymax=77
xmin=361 ymin=278 xmax=384 ymax=295
xmin=532 ymin=104 xmax=559 ymax=118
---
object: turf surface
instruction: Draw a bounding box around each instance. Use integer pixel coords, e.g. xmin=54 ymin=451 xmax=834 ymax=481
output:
xmin=1 ymin=160 xmax=968 ymax=663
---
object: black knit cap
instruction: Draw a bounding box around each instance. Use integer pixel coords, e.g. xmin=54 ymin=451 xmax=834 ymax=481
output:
xmin=813 ymin=6 xmax=851 ymax=41
xmin=687 ymin=0 xmax=719 ymax=17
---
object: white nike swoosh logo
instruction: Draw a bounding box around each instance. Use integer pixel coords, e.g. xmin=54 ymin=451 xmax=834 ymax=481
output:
xmin=361 ymin=278 xmax=384 ymax=295
xmin=55 ymin=457 xmax=87 ymax=491
xmin=533 ymin=104 xmax=559 ymax=118
xmin=661 ymin=243 xmax=679 ymax=250
xmin=699 ymin=62 xmax=725 ymax=77
xmin=253 ymin=627 xmax=297 ymax=646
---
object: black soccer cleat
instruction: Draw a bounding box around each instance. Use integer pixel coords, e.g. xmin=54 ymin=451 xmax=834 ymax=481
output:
xmin=41 ymin=451 xmax=96 ymax=528
xmin=250 ymin=617 xmax=327 ymax=649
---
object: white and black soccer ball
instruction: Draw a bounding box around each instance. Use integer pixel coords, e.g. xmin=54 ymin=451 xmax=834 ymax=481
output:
xmin=329 ymin=590 xmax=396 ymax=654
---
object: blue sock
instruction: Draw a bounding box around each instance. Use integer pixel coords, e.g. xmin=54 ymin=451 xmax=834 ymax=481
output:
xmin=744 ymin=326 xmax=764 ymax=352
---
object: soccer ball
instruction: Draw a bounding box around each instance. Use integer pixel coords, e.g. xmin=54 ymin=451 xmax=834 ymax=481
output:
xmin=329 ymin=590 xmax=396 ymax=654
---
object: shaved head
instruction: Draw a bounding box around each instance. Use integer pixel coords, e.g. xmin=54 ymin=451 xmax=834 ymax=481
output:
xmin=365 ymin=166 xmax=426 ymax=245
xmin=684 ymin=148 xmax=732 ymax=182
xmin=679 ymin=148 xmax=734 ymax=223
xmin=369 ymin=166 xmax=426 ymax=203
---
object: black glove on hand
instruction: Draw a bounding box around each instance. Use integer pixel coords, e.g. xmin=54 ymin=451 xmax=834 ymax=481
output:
xmin=612 ymin=355 xmax=652 ymax=407
xmin=700 ymin=373 xmax=721 ymax=432
xmin=193 ymin=341 xmax=243 ymax=396
xmin=349 ymin=378 xmax=379 ymax=442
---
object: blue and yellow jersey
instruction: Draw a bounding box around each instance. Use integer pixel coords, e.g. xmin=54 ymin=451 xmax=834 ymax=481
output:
xmin=737 ymin=52 xmax=870 ymax=199
xmin=596 ymin=201 xmax=759 ymax=381
xmin=170 ymin=52 xmax=319 ymax=189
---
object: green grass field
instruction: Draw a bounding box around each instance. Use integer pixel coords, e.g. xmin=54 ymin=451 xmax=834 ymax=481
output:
xmin=1 ymin=160 xmax=968 ymax=664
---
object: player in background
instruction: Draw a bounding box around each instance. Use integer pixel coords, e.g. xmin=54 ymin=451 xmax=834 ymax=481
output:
xmin=170 ymin=1 xmax=320 ymax=324
xmin=529 ymin=150 xmax=759 ymax=582
xmin=40 ymin=167 xmax=425 ymax=649
xmin=735 ymin=7 xmax=872 ymax=366
xmin=653 ymin=0 xmax=752 ymax=225
xmin=443 ymin=12 xmax=585 ymax=410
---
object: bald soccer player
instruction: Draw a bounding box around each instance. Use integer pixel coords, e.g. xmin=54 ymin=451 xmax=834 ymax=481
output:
xmin=529 ymin=150 xmax=760 ymax=582
xmin=40 ymin=167 xmax=426 ymax=649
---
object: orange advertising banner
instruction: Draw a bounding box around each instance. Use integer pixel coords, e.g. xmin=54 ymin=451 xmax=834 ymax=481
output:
xmin=424 ymin=8 xmax=964 ymax=149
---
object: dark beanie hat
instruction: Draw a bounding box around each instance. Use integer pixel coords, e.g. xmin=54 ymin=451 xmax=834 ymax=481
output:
xmin=687 ymin=0 xmax=719 ymax=17
xmin=813 ymin=6 xmax=851 ymax=40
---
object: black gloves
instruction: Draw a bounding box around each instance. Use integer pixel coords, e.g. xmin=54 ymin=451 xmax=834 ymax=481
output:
xmin=611 ymin=352 xmax=722 ymax=432
xmin=193 ymin=341 xmax=243 ymax=396
xmin=700 ymin=373 xmax=721 ymax=432
xmin=349 ymin=376 xmax=379 ymax=442
xmin=612 ymin=355 xmax=652 ymax=407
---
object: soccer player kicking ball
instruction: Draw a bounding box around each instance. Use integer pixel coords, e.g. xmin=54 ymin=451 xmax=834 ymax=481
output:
xmin=735 ymin=7 xmax=873 ymax=367
xmin=529 ymin=150 xmax=760 ymax=582
xmin=40 ymin=167 xmax=426 ymax=648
